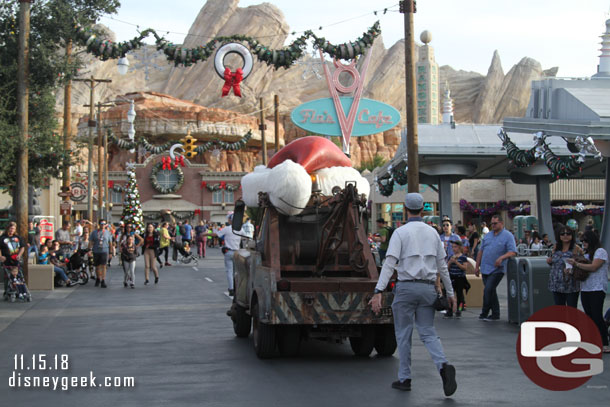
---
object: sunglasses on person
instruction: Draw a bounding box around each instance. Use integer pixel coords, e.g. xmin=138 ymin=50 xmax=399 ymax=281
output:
xmin=442 ymin=224 xmax=450 ymax=227
xmin=490 ymin=222 xmax=500 ymax=226
xmin=559 ymin=231 xmax=572 ymax=236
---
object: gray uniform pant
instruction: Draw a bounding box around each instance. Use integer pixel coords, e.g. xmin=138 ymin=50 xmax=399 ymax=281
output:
xmin=392 ymin=281 xmax=448 ymax=381
xmin=224 ymin=249 xmax=235 ymax=290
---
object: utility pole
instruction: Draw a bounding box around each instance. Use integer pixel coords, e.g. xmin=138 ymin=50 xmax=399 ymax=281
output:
xmin=259 ymin=97 xmax=267 ymax=165
xmin=274 ymin=95 xmax=280 ymax=152
xmin=400 ymin=0 xmax=419 ymax=193
xmin=16 ymin=0 xmax=32 ymax=282
xmin=85 ymin=101 xmax=113 ymax=222
xmin=104 ymin=129 xmax=109 ymax=220
xmin=74 ymin=77 xmax=111 ymax=222
xmin=62 ymin=40 xmax=72 ymax=225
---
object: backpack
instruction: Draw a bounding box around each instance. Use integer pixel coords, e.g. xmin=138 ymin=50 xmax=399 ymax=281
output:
xmin=385 ymin=226 xmax=395 ymax=242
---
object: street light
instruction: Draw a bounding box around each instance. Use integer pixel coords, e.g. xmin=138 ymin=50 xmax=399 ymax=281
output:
xmin=117 ymin=56 xmax=130 ymax=75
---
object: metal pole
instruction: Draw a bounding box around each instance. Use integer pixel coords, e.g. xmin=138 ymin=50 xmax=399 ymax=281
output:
xmin=103 ymin=129 xmax=109 ymax=221
xmin=62 ymin=40 xmax=72 ymax=225
xmin=260 ymin=97 xmax=267 ymax=165
xmin=74 ymin=77 xmax=111 ymax=223
xmin=16 ymin=0 xmax=32 ymax=282
xmin=97 ymin=102 xmax=104 ymax=221
xmin=87 ymin=79 xmax=95 ymax=222
xmin=274 ymin=94 xmax=280 ymax=152
xmin=401 ymin=0 xmax=419 ymax=193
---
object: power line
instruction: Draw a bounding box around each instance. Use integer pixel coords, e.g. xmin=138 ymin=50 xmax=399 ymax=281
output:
xmin=100 ymin=3 xmax=398 ymax=43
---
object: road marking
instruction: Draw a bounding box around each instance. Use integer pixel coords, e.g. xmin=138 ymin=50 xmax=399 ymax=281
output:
xmin=205 ymin=277 xmax=213 ymax=282
xmin=192 ymin=266 xmax=198 ymax=271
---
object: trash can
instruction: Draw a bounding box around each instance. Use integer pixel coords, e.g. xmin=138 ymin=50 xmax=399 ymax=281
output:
xmin=517 ymin=256 xmax=554 ymax=324
xmin=506 ymin=257 xmax=519 ymax=324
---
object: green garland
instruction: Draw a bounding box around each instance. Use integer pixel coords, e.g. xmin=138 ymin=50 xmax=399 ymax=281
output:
xmin=108 ymin=129 xmax=252 ymax=154
xmin=74 ymin=22 xmax=381 ymax=68
xmin=195 ymin=130 xmax=252 ymax=153
xmin=150 ymin=161 xmax=184 ymax=194
xmin=377 ymin=178 xmax=394 ymax=197
xmin=390 ymin=166 xmax=408 ymax=185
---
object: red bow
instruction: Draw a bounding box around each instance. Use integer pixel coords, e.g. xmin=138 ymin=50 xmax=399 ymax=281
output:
xmin=173 ymin=155 xmax=185 ymax=168
xmin=221 ymin=67 xmax=243 ymax=97
xmin=220 ymin=181 xmax=226 ymax=189
xmin=200 ymin=181 xmax=207 ymax=189
xmin=162 ymin=156 xmax=172 ymax=170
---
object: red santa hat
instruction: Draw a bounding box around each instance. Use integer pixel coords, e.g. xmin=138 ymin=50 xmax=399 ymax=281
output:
xmin=241 ymin=136 xmax=370 ymax=215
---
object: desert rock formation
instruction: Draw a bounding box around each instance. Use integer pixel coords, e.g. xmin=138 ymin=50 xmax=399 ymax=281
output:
xmin=58 ymin=0 xmax=558 ymax=169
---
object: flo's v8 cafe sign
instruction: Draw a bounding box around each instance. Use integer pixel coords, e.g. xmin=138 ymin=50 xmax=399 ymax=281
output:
xmin=291 ymin=97 xmax=400 ymax=138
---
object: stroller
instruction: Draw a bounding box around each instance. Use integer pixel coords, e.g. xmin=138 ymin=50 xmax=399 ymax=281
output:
xmin=3 ymin=266 xmax=32 ymax=303
xmin=65 ymin=248 xmax=91 ymax=285
xmin=176 ymin=242 xmax=198 ymax=266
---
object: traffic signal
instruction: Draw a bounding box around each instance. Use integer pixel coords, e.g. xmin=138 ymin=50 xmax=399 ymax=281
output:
xmin=181 ymin=135 xmax=198 ymax=159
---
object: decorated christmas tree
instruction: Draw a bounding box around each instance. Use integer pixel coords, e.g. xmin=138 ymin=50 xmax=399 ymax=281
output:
xmin=121 ymin=167 xmax=144 ymax=235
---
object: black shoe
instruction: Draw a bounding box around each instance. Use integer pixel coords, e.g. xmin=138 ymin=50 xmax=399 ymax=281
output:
xmin=130 ymin=284 xmax=135 ymax=289
xmin=100 ymin=281 xmax=107 ymax=288
xmin=478 ymin=314 xmax=487 ymax=321
xmin=391 ymin=379 xmax=411 ymax=391
xmin=483 ymin=316 xmax=500 ymax=322
xmin=154 ymin=277 xmax=159 ymax=284
xmin=440 ymin=363 xmax=457 ymax=397
xmin=228 ymin=289 xmax=235 ymax=297
xmin=124 ymin=282 xmax=128 ymax=288
xmin=145 ymin=280 xmax=149 ymax=285
xmin=95 ymin=278 xmax=100 ymax=287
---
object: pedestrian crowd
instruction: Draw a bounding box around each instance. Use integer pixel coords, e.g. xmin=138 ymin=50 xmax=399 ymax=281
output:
xmin=1 ymin=216 xmax=250 ymax=294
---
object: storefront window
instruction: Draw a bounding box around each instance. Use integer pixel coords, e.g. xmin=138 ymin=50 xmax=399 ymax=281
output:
xmin=156 ymin=169 xmax=179 ymax=190
xmin=212 ymin=190 xmax=223 ymax=204
xmin=225 ymin=190 xmax=234 ymax=204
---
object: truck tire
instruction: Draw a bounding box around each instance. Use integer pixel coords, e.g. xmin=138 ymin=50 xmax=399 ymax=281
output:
xmin=349 ymin=326 xmax=375 ymax=357
xmin=252 ymin=302 xmax=276 ymax=358
xmin=277 ymin=326 xmax=301 ymax=357
xmin=232 ymin=303 xmax=252 ymax=338
xmin=374 ymin=325 xmax=397 ymax=356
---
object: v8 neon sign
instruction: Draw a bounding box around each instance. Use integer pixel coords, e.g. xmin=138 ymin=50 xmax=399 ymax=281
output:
xmin=319 ymin=49 xmax=373 ymax=156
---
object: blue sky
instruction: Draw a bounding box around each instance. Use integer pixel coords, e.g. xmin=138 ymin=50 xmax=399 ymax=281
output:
xmin=100 ymin=0 xmax=610 ymax=77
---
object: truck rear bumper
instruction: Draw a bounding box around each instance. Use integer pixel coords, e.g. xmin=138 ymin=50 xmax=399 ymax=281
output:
xmin=270 ymin=291 xmax=393 ymax=325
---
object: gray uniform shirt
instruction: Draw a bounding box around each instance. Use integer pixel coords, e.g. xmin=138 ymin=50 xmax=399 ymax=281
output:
xmin=375 ymin=219 xmax=454 ymax=297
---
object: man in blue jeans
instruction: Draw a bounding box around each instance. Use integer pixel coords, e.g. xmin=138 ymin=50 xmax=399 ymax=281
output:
xmin=475 ymin=215 xmax=517 ymax=321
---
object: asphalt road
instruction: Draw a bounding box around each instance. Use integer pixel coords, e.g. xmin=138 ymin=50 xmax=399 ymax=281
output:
xmin=1 ymin=248 xmax=609 ymax=406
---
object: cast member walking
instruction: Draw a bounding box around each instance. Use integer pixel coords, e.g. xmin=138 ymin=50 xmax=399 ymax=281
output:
xmin=369 ymin=193 xmax=458 ymax=397
xmin=475 ymin=215 xmax=517 ymax=321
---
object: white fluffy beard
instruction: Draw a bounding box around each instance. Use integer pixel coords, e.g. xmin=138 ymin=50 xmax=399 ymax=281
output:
xmin=315 ymin=166 xmax=370 ymax=199
xmin=241 ymin=162 xmax=368 ymax=216
xmin=241 ymin=160 xmax=312 ymax=216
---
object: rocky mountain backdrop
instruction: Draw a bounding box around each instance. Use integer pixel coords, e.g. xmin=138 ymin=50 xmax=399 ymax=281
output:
xmin=59 ymin=0 xmax=558 ymax=169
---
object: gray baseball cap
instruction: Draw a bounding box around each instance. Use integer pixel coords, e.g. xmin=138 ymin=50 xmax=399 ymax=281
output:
xmin=404 ymin=192 xmax=424 ymax=210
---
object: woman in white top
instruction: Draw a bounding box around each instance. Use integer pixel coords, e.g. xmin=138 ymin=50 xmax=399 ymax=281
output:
xmin=567 ymin=230 xmax=609 ymax=353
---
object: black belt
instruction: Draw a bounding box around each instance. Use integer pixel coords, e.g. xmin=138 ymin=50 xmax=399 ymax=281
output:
xmin=397 ymin=279 xmax=436 ymax=285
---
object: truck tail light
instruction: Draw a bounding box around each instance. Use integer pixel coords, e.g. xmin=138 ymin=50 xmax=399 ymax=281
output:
xmin=276 ymin=279 xmax=291 ymax=291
